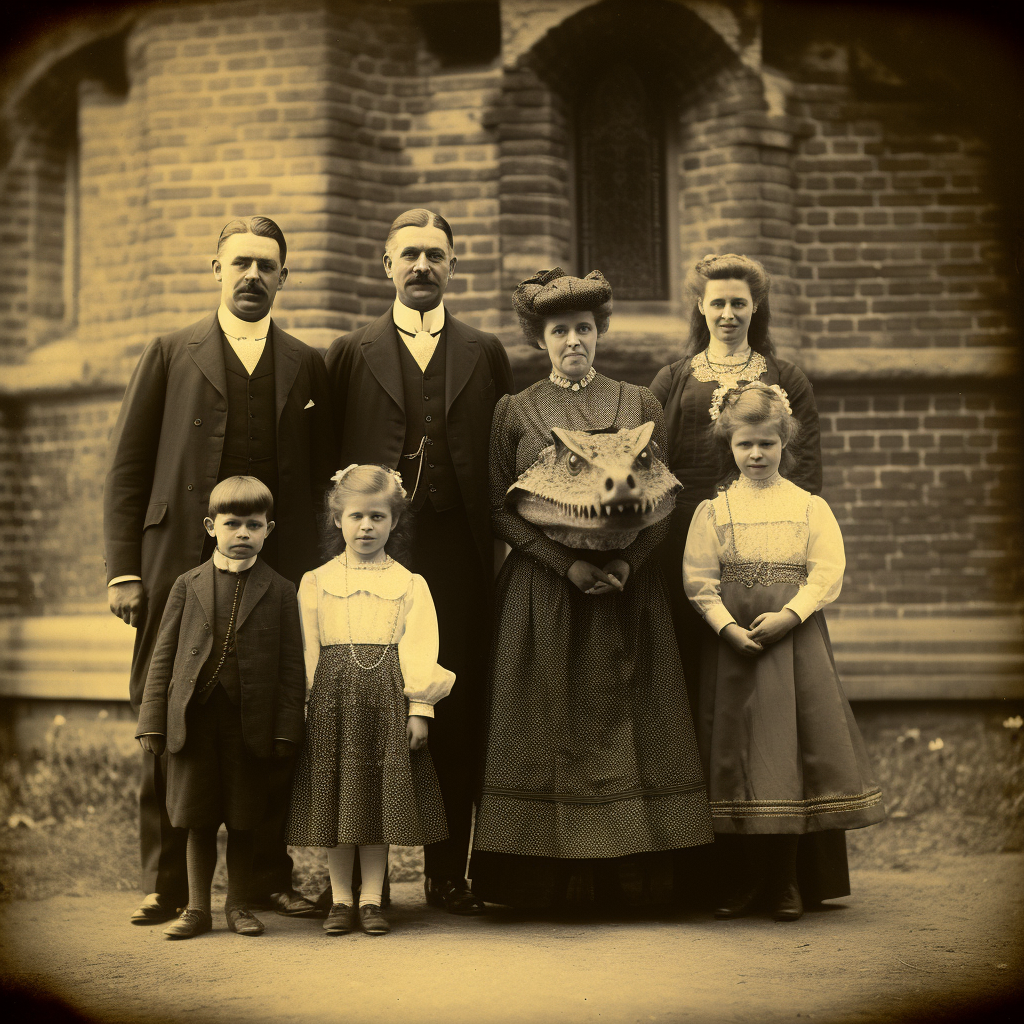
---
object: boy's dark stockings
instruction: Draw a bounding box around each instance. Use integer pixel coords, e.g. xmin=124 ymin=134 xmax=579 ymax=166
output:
xmin=185 ymin=826 xmax=256 ymax=914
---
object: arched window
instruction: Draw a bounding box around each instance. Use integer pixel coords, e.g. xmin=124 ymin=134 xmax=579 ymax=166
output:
xmin=576 ymin=63 xmax=668 ymax=300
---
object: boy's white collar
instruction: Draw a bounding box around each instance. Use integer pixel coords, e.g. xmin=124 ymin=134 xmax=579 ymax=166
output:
xmin=213 ymin=548 xmax=257 ymax=573
xmin=217 ymin=304 xmax=271 ymax=341
xmin=393 ymin=297 xmax=444 ymax=336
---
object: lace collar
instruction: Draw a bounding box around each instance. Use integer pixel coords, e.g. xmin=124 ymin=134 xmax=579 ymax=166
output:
xmin=549 ymin=366 xmax=597 ymax=391
xmin=315 ymin=554 xmax=413 ymax=601
xmin=691 ymin=348 xmax=767 ymax=384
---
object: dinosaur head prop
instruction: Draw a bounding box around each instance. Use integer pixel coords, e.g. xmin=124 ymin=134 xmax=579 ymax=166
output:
xmin=506 ymin=422 xmax=681 ymax=549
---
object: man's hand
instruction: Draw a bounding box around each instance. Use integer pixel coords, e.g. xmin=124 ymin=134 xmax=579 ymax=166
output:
xmin=138 ymin=734 xmax=165 ymax=756
xmin=567 ymin=560 xmax=625 ymax=596
xmin=407 ymin=715 xmax=429 ymax=751
xmin=109 ymin=580 xmax=146 ymax=627
xmin=748 ymin=609 xmax=800 ymax=646
xmin=720 ymin=623 xmax=763 ymax=658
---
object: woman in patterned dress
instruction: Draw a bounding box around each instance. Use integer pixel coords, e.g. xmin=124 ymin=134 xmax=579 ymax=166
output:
xmin=469 ymin=269 xmax=713 ymax=911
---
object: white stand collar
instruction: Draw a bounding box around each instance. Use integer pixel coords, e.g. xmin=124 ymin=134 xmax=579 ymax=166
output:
xmin=393 ymin=297 xmax=445 ymax=336
xmin=218 ymin=304 xmax=272 ymax=341
xmin=213 ymin=548 xmax=258 ymax=573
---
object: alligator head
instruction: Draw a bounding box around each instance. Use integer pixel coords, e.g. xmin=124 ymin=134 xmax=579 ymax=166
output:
xmin=506 ymin=422 xmax=680 ymax=550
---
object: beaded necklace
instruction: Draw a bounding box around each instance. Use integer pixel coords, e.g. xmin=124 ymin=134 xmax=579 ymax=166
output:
xmin=337 ymin=552 xmax=401 ymax=671
xmin=549 ymin=366 xmax=597 ymax=391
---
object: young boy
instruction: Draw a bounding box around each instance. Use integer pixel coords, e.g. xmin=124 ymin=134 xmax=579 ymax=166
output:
xmin=136 ymin=476 xmax=305 ymax=939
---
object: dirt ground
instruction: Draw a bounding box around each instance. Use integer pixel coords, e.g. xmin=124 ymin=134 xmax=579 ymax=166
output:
xmin=1 ymin=854 xmax=1021 ymax=1024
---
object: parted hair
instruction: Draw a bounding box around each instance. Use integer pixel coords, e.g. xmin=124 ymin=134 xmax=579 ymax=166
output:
xmin=709 ymin=384 xmax=801 ymax=488
xmin=216 ymin=216 xmax=288 ymax=266
xmin=322 ymin=465 xmax=412 ymax=562
xmin=384 ymin=208 xmax=455 ymax=253
xmin=685 ymin=253 xmax=774 ymax=358
xmin=207 ymin=476 xmax=274 ymax=518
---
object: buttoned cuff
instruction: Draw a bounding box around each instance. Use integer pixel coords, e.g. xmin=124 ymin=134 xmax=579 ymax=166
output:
xmin=407 ymin=702 xmax=435 ymax=719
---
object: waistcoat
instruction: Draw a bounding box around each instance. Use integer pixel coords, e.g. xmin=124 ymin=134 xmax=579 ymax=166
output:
xmin=398 ymin=329 xmax=460 ymax=511
xmin=195 ymin=566 xmax=249 ymax=706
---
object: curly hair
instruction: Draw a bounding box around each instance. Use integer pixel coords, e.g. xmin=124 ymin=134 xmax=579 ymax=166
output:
xmin=684 ymin=253 xmax=774 ymax=358
xmin=513 ymin=268 xmax=613 ymax=349
xmin=321 ymin=465 xmax=412 ymax=564
xmin=708 ymin=383 xmax=802 ymax=489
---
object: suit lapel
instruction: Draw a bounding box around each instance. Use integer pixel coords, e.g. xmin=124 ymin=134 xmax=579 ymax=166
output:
xmin=191 ymin=560 xmax=216 ymax=632
xmin=270 ymin=321 xmax=302 ymax=428
xmin=186 ymin=312 xmax=228 ymax=400
xmin=360 ymin=311 xmax=405 ymax=413
xmin=235 ymin=558 xmax=271 ymax=630
xmin=444 ymin=315 xmax=481 ymax=414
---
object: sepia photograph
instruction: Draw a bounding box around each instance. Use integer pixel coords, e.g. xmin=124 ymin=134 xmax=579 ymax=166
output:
xmin=0 ymin=1 xmax=1021 ymax=1022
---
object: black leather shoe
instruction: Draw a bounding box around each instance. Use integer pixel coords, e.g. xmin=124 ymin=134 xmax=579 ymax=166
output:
xmin=226 ymin=907 xmax=265 ymax=935
xmin=424 ymin=877 xmax=486 ymax=916
xmin=131 ymin=893 xmax=181 ymax=925
xmin=771 ymin=882 xmax=804 ymax=922
xmin=359 ymin=904 xmax=391 ymax=935
xmin=714 ymin=881 xmax=763 ymax=920
xmin=266 ymin=889 xmax=319 ymax=917
xmin=163 ymin=908 xmax=213 ymax=939
xmin=324 ymin=903 xmax=355 ymax=935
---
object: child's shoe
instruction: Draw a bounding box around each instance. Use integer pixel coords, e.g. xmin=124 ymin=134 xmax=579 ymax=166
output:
xmin=771 ymin=882 xmax=804 ymax=922
xmin=163 ymin=908 xmax=213 ymax=939
xmin=359 ymin=904 xmax=390 ymax=935
xmin=226 ymin=907 xmax=265 ymax=936
xmin=324 ymin=903 xmax=355 ymax=935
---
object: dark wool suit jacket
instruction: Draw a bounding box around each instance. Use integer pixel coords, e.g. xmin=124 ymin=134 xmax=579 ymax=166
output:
xmin=325 ymin=309 xmax=514 ymax=572
xmin=135 ymin=558 xmax=305 ymax=757
xmin=103 ymin=311 xmax=334 ymax=706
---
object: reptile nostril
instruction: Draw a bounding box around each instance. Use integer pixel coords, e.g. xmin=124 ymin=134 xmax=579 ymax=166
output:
xmin=605 ymin=478 xmax=614 ymax=492
xmin=626 ymin=474 xmax=635 ymax=489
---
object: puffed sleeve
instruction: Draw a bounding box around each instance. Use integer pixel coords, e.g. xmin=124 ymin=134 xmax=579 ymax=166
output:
xmin=784 ymin=496 xmax=845 ymax=621
xmin=682 ymin=499 xmax=736 ymax=636
xmin=490 ymin=393 xmax=578 ymax=577
xmin=398 ymin=575 xmax=456 ymax=718
xmin=297 ymin=571 xmax=321 ymax=694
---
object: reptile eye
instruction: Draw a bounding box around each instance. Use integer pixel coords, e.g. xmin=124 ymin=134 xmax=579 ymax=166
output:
xmin=635 ymin=447 xmax=652 ymax=469
xmin=567 ymin=453 xmax=584 ymax=475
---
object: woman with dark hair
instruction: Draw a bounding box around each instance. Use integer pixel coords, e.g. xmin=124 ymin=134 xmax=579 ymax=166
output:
xmin=650 ymin=255 xmax=822 ymax=694
xmin=469 ymin=269 xmax=713 ymax=911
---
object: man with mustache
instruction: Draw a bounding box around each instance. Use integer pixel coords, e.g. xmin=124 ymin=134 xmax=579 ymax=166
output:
xmin=105 ymin=217 xmax=333 ymax=924
xmin=326 ymin=209 xmax=514 ymax=913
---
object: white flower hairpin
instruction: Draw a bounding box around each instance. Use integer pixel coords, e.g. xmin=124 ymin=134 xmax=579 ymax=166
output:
xmin=708 ymin=381 xmax=792 ymax=422
xmin=330 ymin=463 xmax=408 ymax=500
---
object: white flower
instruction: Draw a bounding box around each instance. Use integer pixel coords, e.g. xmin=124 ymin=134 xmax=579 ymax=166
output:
xmin=52 ymin=714 xmax=66 ymax=727
xmin=1003 ymin=716 xmax=1023 ymax=730
xmin=928 ymin=737 xmax=944 ymax=751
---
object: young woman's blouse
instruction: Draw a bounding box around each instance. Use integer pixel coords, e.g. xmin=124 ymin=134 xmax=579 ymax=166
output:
xmin=297 ymin=557 xmax=455 ymax=717
xmin=682 ymin=473 xmax=845 ymax=635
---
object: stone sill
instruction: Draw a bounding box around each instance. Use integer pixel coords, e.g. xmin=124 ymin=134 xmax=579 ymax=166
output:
xmin=1 ymin=611 xmax=1020 ymax=702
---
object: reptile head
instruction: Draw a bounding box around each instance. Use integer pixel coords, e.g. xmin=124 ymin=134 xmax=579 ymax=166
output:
xmin=507 ymin=422 xmax=681 ymax=549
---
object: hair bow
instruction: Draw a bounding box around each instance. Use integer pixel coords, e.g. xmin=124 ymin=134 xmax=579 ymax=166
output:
xmin=708 ymin=381 xmax=792 ymax=422
xmin=331 ymin=464 xmax=360 ymax=485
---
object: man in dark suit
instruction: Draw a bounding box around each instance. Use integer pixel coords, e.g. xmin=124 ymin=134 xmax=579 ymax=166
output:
xmin=326 ymin=209 xmax=514 ymax=913
xmin=105 ymin=216 xmax=333 ymax=923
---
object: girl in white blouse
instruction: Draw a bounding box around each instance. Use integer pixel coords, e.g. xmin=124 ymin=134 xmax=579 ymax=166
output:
xmin=285 ymin=465 xmax=454 ymax=936
xmin=683 ymin=383 xmax=884 ymax=922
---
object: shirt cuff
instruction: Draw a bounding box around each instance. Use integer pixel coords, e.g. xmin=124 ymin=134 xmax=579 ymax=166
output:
xmin=407 ymin=702 xmax=435 ymax=719
xmin=108 ymin=575 xmax=142 ymax=587
xmin=783 ymin=593 xmax=815 ymax=623
xmin=704 ymin=605 xmax=737 ymax=635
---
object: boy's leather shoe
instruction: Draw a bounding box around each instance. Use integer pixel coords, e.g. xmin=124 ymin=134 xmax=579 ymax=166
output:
xmin=771 ymin=882 xmax=804 ymax=922
xmin=359 ymin=904 xmax=390 ymax=935
xmin=131 ymin=893 xmax=180 ymax=925
xmin=163 ymin=909 xmax=213 ymax=939
xmin=324 ymin=903 xmax=355 ymax=935
xmin=226 ymin=907 xmax=265 ymax=935
xmin=266 ymin=889 xmax=319 ymax=917
xmin=424 ymin=877 xmax=486 ymax=916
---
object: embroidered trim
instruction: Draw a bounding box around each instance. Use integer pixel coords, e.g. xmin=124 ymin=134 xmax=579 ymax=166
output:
xmin=549 ymin=366 xmax=597 ymax=391
xmin=691 ymin=348 xmax=767 ymax=384
xmin=710 ymin=789 xmax=884 ymax=818
xmin=480 ymin=780 xmax=707 ymax=805
xmin=720 ymin=560 xmax=807 ymax=588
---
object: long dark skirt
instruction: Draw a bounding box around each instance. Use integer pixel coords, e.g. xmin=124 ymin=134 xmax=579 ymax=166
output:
xmin=286 ymin=644 xmax=447 ymax=848
xmin=470 ymin=548 xmax=714 ymax=910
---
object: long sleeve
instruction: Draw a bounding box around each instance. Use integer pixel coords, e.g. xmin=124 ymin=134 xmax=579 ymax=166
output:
xmin=397 ymin=575 xmax=456 ymax=718
xmin=135 ymin=574 xmax=187 ymax=737
xmin=297 ymin=572 xmax=321 ymax=695
xmin=273 ymin=581 xmax=307 ymax=745
xmin=103 ymin=338 xmax=168 ymax=582
xmin=682 ymin=499 xmax=736 ymax=635
xmin=784 ymin=496 xmax=845 ymax=622
xmin=780 ymin=361 xmax=822 ymax=495
xmin=489 ymin=394 xmax=578 ymax=577
xmin=648 ymin=362 xmax=674 ymax=407
xmin=306 ymin=348 xmax=336 ymax=516
xmin=615 ymin=388 xmax=675 ymax=574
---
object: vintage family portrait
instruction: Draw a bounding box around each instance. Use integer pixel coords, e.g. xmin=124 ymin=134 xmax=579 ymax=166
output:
xmin=0 ymin=1 xmax=1021 ymax=1022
